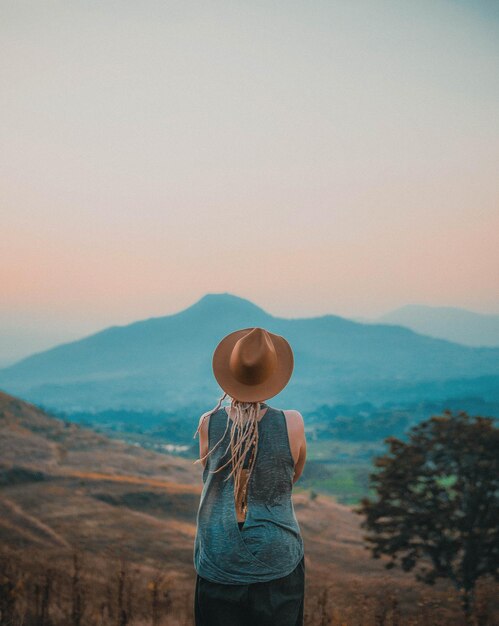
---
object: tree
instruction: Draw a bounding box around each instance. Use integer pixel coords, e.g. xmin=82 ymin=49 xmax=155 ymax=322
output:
xmin=355 ymin=410 xmax=499 ymax=624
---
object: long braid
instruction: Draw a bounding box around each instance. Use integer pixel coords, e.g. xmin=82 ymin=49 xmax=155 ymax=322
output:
xmin=193 ymin=396 xmax=262 ymax=515
xmin=221 ymin=400 xmax=260 ymax=514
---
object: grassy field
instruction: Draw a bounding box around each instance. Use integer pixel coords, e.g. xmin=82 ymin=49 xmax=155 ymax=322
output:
xmin=293 ymin=439 xmax=385 ymax=504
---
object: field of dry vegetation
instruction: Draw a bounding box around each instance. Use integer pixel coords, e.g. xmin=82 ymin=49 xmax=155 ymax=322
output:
xmin=0 ymin=391 xmax=497 ymax=625
xmin=1 ymin=544 xmax=497 ymax=625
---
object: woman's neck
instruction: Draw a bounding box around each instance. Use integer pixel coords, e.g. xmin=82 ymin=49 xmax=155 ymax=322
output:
xmin=225 ymin=401 xmax=269 ymax=422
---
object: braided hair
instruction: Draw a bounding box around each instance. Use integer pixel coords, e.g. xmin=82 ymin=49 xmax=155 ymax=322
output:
xmin=193 ymin=392 xmax=264 ymax=515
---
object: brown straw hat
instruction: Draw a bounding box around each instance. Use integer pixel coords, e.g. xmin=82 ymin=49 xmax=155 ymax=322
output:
xmin=212 ymin=327 xmax=294 ymax=402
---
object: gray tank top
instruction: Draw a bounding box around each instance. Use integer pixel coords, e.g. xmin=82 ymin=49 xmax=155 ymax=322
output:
xmin=193 ymin=402 xmax=304 ymax=584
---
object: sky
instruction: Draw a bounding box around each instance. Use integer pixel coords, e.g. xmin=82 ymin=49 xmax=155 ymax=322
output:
xmin=1 ymin=0 xmax=499 ymax=361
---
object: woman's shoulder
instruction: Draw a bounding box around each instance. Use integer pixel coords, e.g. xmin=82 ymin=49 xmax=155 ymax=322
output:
xmin=281 ymin=409 xmax=305 ymax=445
xmin=282 ymin=409 xmax=304 ymax=425
xmin=197 ymin=407 xmax=223 ymax=430
xmin=199 ymin=406 xmax=224 ymax=420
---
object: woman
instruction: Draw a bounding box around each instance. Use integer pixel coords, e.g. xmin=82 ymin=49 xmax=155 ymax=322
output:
xmin=192 ymin=327 xmax=307 ymax=626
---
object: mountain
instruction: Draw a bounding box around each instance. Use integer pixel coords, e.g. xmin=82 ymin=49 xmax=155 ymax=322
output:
xmin=368 ymin=304 xmax=499 ymax=348
xmin=0 ymin=292 xmax=498 ymax=413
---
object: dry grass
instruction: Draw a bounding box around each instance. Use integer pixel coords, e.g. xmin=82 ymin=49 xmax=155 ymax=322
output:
xmin=1 ymin=390 xmax=498 ymax=625
xmin=1 ymin=545 xmax=497 ymax=626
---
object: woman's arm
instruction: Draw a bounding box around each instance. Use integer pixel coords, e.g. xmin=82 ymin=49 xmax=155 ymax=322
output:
xmin=292 ymin=412 xmax=306 ymax=484
xmin=286 ymin=410 xmax=307 ymax=483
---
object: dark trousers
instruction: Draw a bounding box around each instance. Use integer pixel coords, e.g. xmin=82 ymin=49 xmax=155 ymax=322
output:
xmin=194 ymin=555 xmax=305 ymax=626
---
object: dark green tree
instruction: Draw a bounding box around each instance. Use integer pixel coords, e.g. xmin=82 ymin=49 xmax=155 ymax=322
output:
xmin=355 ymin=410 xmax=499 ymax=624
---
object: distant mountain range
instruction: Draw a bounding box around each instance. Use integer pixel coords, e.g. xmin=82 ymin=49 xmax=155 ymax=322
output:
xmin=354 ymin=304 xmax=499 ymax=348
xmin=0 ymin=293 xmax=498 ymax=413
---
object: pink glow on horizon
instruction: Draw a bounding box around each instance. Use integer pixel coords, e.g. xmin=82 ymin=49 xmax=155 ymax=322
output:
xmin=1 ymin=0 xmax=498 ymax=333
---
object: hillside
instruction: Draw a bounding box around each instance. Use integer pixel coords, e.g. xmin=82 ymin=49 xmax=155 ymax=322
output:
xmin=0 ymin=389 xmax=391 ymax=576
xmin=0 ymin=293 xmax=498 ymax=413
xmin=0 ymin=389 xmax=468 ymax=622
xmin=2 ymin=390 xmax=498 ymax=623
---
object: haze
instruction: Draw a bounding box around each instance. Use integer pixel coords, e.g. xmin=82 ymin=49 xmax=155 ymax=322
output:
xmin=1 ymin=0 xmax=498 ymax=361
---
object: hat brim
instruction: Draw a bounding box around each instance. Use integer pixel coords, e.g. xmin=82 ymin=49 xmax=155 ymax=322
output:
xmin=212 ymin=328 xmax=294 ymax=402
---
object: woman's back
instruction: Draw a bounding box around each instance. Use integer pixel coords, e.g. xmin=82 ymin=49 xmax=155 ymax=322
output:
xmin=193 ymin=402 xmax=304 ymax=584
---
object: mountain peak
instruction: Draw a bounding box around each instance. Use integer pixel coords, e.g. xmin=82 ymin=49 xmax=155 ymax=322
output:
xmin=188 ymin=293 xmax=267 ymax=315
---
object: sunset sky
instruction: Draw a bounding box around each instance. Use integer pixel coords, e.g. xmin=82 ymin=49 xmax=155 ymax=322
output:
xmin=1 ymin=1 xmax=498 ymax=360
